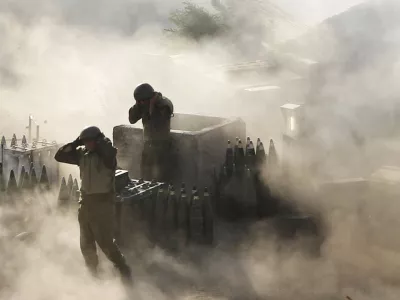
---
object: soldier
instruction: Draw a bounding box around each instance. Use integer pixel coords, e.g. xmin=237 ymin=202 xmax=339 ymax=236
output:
xmin=54 ymin=126 xmax=132 ymax=283
xmin=129 ymin=83 xmax=174 ymax=181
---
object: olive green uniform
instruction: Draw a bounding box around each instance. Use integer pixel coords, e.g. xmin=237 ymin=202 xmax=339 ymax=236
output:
xmin=55 ymin=137 xmax=131 ymax=279
xmin=129 ymin=93 xmax=174 ymax=182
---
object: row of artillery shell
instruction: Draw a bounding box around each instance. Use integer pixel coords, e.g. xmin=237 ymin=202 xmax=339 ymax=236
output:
xmin=0 ymin=164 xmax=51 ymax=193
xmin=57 ymin=175 xmax=80 ymax=207
xmin=118 ymin=183 xmax=214 ymax=245
xmin=224 ymin=137 xmax=277 ymax=172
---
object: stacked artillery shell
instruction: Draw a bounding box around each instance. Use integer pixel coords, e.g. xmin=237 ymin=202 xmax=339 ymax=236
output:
xmin=30 ymin=167 xmax=38 ymax=188
xmin=0 ymin=134 xmax=59 ymax=195
xmin=111 ymin=179 xmax=215 ymax=247
xmin=246 ymin=137 xmax=251 ymax=151
xmin=235 ymin=140 xmax=245 ymax=175
xmin=268 ymin=139 xmax=278 ymax=170
xmin=177 ymin=183 xmax=189 ymax=231
xmin=165 ymin=185 xmax=177 ymax=230
xmin=7 ymin=170 xmax=18 ymax=194
xmin=211 ymin=166 xmax=220 ymax=211
xmin=57 ymin=177 xmax=70 ymax=208
xmin=234 ymin=137 xmax=239 ymax=152
xmin=21 ymin=135 xmax=27 ymax=148
xmin=39 ymin=165 xmax=50 ymax=190
xmin=69 ymin=179 xmax=80 ymax=203
xmin=225 ymin=140 xmax=234 ymax=176
xmin=202 ymin=187 xmax=214 ymax=244
xmin=11 ymin=134 xmax=17 ymax=148
xmin=188 ymin=186 xmax=203 ymax=243
xmin=245 ymin=140 xmax=256 ymax=168
xmin=29 ymin=162 xmax=34 ymax=176
xmin=20 ymin=172 xmax=30 ymax=190
xmin=69 ymin=179 xmax=76 ymax=202
xmin=154 ymin=184 xmax=166 ymax=228
xmin=18 ymin=166 xmax=26 ymax=188
xmin=244 ymin=165 xmax=255 ymax=197
xmin=55 ymin=175 xmax=80 ymax=211
xmin=255 ymin=138 xmax=267 ymax=171
xmin=67 ymin=174 xmax=73 ymax=197
xmin=215 ymin=136 xmax=276 ymax=219
xmin=162 ymin=185 xmax=178 ymax=248
xmin=216 ymin=140 xmax=235 ymax=219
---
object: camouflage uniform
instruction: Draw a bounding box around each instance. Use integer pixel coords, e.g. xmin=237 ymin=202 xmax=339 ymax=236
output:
xmin=129 ymin=92 xmax=174 ymax=182
xmin=54 ymin=137 xmax=131 ymax=280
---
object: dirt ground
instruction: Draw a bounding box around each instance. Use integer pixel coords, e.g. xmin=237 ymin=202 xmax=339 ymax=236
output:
xmin=1 ymin=186 xmax=400 ymax=300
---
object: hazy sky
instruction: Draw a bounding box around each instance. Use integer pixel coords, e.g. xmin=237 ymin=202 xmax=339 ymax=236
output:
xmin=275 ymin=0 xmax=365 ymax=24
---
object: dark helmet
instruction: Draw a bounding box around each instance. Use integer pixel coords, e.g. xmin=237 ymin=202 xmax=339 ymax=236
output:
xmin=79 ymin=126 xmax=101 ymax=141
xmin=133 ymin=83 xmax=155 ymax=102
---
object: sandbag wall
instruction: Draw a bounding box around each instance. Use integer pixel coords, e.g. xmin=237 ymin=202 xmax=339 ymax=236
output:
xmin=213 ymin=136 xmax=280 ymax=220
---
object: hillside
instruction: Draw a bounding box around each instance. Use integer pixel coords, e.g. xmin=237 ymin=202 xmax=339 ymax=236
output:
xmin=282 ymin=0 xmax=400 ymax=67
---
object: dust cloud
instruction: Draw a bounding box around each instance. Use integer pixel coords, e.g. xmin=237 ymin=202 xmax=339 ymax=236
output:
xmin=2 ymin=0 xmax=400 ymax=299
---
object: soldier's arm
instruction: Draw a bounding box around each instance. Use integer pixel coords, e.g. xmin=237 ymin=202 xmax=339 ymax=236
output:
xmin=128 ymin=104 xmax=142 ymax=124
xmin=96 ymin=137 xmax=117 ymax=169
xmin=54 ymin=140 xmax=82 ymax=165
xmin=156 ymin=97 xmax=174 ymax=116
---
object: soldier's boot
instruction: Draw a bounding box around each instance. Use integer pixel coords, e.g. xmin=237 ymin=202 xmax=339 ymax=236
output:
xmin=81 ymin=246 xmax=99 ymax=278
xmin=96 ymin=237 xmax=133 ymax=285
xmin=86 ymin=263 xmax=99 ymax=279
xmin=117 ymin=263 xmax=133 ymax=286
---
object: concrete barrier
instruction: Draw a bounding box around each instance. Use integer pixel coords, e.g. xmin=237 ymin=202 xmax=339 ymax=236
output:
xmin=113 ymin=113 xmax=246 ymax=188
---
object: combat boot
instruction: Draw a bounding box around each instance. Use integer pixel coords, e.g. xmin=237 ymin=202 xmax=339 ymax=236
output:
xmin=118 ymin=263 xmax=133 ymax=286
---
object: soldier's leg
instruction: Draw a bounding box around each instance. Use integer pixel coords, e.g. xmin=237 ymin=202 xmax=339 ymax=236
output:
xmin=146 ymin=142 xmax=158 ymax=181
xmin=91 ymin=200 xmax=132 ymax=282
xmin=78 ymin=204 xmax=98 ymax=276
xmin=141 ymin=141 xmax=152 ymax=181
xmin=156 ymin=140 xmax=172 ymax=182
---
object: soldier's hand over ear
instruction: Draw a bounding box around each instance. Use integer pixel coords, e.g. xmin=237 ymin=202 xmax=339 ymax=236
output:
xmin=96 ymin=137 xmax=116 ymax=155
xmin=96 ymin=137 xmax=117 ymax=169
xmin=72 ymin=137 xmax=83 ymax=148
xmin=96 ymin=132 xmax=105 ymax=142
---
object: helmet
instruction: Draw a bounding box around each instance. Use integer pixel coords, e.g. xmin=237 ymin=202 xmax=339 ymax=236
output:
xmin=133 ymin=83 xmax=155 ymax=102
xmin=79 ymin=126 xmax=101 ymax=141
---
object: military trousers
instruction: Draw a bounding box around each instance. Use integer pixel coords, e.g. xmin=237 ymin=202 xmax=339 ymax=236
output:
xmin=78 ymin=193 xmax=131 ymax=279
xmin=141 ymin=139 xmax=175 ymax=182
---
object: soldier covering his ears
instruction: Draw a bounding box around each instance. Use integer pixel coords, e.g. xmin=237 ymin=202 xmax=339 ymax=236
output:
xmin=54 ymin=126 xmax=132 ymax=283
xmin=129 ymin=83 xmax=174 ymax=182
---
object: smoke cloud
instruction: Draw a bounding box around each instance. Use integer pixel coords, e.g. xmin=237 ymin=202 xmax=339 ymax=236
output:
xmin=2 ymin=0 xmax=400 ymax=299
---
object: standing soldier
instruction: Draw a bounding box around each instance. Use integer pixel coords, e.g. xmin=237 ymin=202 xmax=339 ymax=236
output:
xmin=54 ymin=126 xmax=132 ymax=283
xmin=128 ymin=83 xmax=174 ymax=182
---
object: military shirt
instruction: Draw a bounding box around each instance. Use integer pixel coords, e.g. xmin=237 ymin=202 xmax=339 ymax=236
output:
xmin=54 ymin=137 xmax=116 ymax=195
xmin=129 ymin=93 xmax=173 ymax=142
